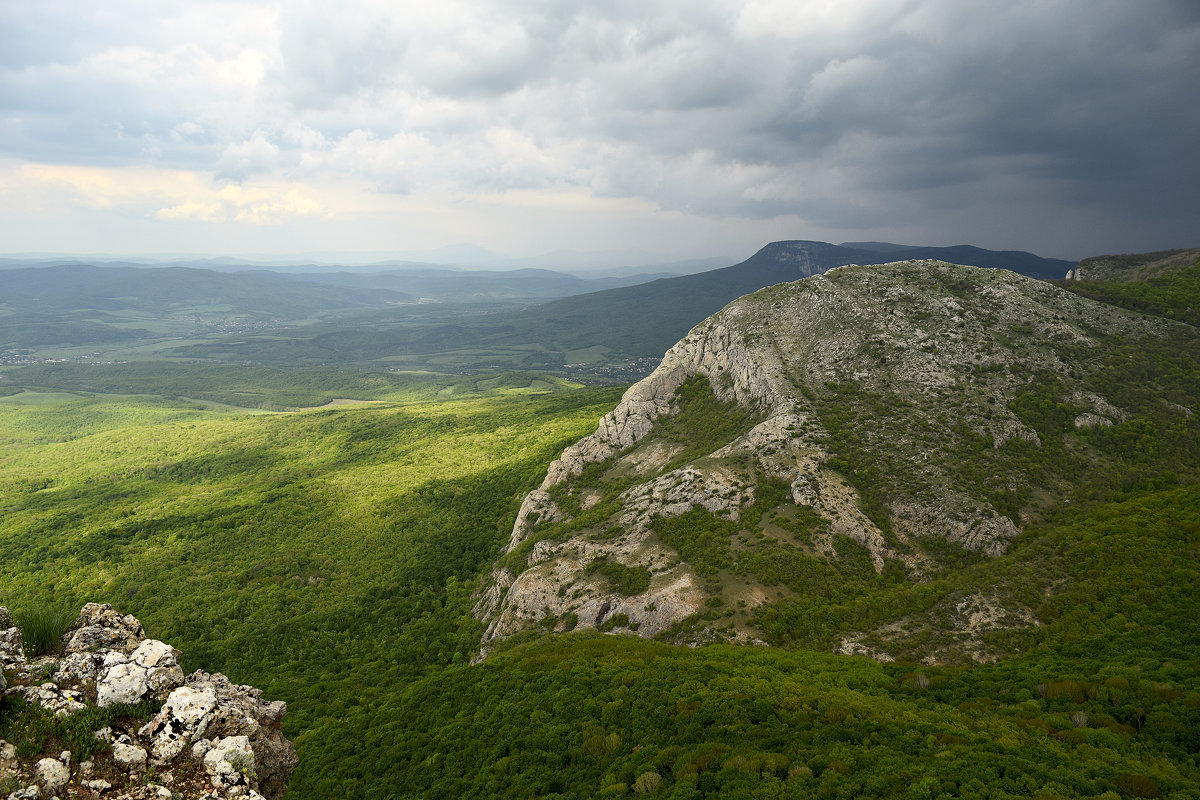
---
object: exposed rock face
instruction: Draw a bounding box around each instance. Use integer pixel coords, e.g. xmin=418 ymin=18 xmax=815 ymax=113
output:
xmin=0 ymin=604 xmax=296 ymax=800
xmin=0 ymin=610 xmax=23 ymax=668
xmin=837 ymin=591 xmax=1040 ymax=665
xmin=476 ymin=260 xmax=1188 ymax=658
xmin=63 ymin=602 xmax=146 ymax=655
xmin=540 ymin=323 xmax=779 ymax=492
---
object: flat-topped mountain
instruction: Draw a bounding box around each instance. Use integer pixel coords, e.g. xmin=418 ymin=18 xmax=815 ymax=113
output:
xmin=499 ymin=240 xmax=1076 ymax=361
xmin=476 ymin=259 xmax=1200 ymax=662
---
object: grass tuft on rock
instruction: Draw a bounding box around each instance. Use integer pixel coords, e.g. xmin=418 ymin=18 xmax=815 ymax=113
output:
xmin=14 ymin=607 xmax=75 ymax=657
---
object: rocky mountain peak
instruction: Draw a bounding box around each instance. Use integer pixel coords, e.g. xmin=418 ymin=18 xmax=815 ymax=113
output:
xmin=475 ymin=260 xmax=1199 ymax=661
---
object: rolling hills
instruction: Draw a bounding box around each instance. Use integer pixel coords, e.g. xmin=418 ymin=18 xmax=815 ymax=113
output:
xmin=162 ymin=240 xmax=1075 ymax=373
xmin=3 ymin=247 xmax=1198 ymax=799
xmin=0 ymin=260 xmax=664 ymax=359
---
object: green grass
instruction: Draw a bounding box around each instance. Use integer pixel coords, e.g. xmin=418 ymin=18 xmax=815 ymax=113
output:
xmin=13 ymin=606 xmax=74 ymax=657
xmin=0 ymin=694 xmax=158 ymax=762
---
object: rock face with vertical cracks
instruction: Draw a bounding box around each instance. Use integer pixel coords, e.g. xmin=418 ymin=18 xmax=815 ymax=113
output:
xmin=475 ymin=260 xmax=1191 ymax=661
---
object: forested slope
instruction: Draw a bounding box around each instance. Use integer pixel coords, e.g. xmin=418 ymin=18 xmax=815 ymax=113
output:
xmin=2 ymin=250 xmax=1198 ymax=799
xmin=0 ymin=380 xmax=624 ymax=792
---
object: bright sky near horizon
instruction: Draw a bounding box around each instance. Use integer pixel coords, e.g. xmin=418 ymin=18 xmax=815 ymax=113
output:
xmin=1 ymin=0 xmax=1197 ymax=265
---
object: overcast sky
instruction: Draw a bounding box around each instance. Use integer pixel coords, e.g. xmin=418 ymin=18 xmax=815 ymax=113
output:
xmin=1 ymin=0 xmax=1196 ymax=265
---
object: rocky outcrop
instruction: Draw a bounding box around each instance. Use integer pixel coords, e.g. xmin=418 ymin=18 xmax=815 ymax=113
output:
xmin=0 ymin=603 xmax=296 ymax=800
xmin=0 ymin=608 xmax=23 ymax=670
xmin=476 ymin=260 xmax=1183 ymax=658
xmin=62 ymin=603 xmax=145 ymax=656
xmin=527 ymin=322 xmax=778 ymax=533
xmin=837 ymin=591 xmax=1040 ymax=665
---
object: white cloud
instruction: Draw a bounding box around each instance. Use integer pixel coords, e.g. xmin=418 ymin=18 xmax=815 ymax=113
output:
xmin=216 ymin=131 xmax=282 ymax=182
xmin=218 ymin=184 xmax=324 ymax=225
xmin=156 ymin=200 xmax=225 ymax=222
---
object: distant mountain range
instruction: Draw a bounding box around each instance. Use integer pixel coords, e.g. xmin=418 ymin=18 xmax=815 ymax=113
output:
xmin=0 ymin=249 xmax=731 ymax=277
xmin=460 ymin=240 xmax=1076 ymax=360
xmin=1 ymin=239 xmax=1077 ymax=369
xmin=280 ymin=266 xmax=678 ymax=301
xmin=0 ymin=261 xmax=667 ymax=349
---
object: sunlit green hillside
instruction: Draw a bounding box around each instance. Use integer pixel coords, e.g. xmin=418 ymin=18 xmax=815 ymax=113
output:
xmin=2 ymin=377 xmax=1198 ymax=799
xmin=0 ymin=381 xmax=623 ymax=738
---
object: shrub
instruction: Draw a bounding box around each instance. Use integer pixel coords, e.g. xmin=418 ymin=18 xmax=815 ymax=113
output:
xmin=633 ymin=771 xmax=662 ymax=794
xmin=587 ymin=559 xmax=653 ymax=596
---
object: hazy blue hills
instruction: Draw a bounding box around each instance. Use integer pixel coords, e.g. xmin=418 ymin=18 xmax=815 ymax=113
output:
xmin=282 ymin=266 xmax=678 ymax=301
xmin=1 ymin=263 xmax=413 ymax=314
xmin=0 ymin=264 xmax=415 ymax=349
xmin=0 ymin=261 xmax=669 ymax=353
xmin=1 ymin=240 xmax=1075 ymax=373
xmin=435 ymin=240 xmax=1077 ymax=360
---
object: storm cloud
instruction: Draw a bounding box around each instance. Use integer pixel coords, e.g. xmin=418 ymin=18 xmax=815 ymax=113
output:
xmin=1 ymin=0 xmax=1196 ymax=260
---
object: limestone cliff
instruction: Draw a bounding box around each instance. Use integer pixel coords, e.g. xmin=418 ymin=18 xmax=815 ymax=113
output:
xmin=0 ymin=603 xmax=295 ymax=800
xmin=475 ymin=260 xmax=1195 ymax=661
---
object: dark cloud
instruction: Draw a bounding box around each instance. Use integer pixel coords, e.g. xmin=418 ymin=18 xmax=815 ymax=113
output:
xmin=1 ymin=0 xmax=1197 ymax=257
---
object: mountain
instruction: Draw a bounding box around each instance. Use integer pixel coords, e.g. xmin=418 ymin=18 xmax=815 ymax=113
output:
xmin=2 ymin=251 xmax=1198 ymax=798
xmin=0 ymin=263 xmax=412 ymax=314
xmin=1059 ymin=248 xmax=1200 ymax=327
xmin=0 ymin=263 xmax=415 ymax=348
xmin=1066 ymin=247 xmax=1199 ymax=282
xmin=475 ymin=258 xmax=1200 ymax=661
xmin=5 ymin=241 xmax=1071 ymax=371
xmin=458 ymin=240 xmax=1077 ymax=361
xmin=839 ymin=241 xmax=921 ymax=252
xmin=0 ymin=261 xmax=670 ymax=353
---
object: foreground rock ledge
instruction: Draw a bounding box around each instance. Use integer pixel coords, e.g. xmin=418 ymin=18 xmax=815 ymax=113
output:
xmin=0 ymin=603 xmax=296 ymax=800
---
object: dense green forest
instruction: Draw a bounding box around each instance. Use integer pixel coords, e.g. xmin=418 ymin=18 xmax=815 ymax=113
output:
xmin=2 ymin=367 xmax=1198 ymax=798
xmin=3 ymin=252 xmax=1200 ymax=798
xmin=0 ymin=380 xmax=621 ymax=743
xmin=1057 ymin=254 xmax=1200 ymax=328
xmin=0 ymin=362 xmax=581 ymax=411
